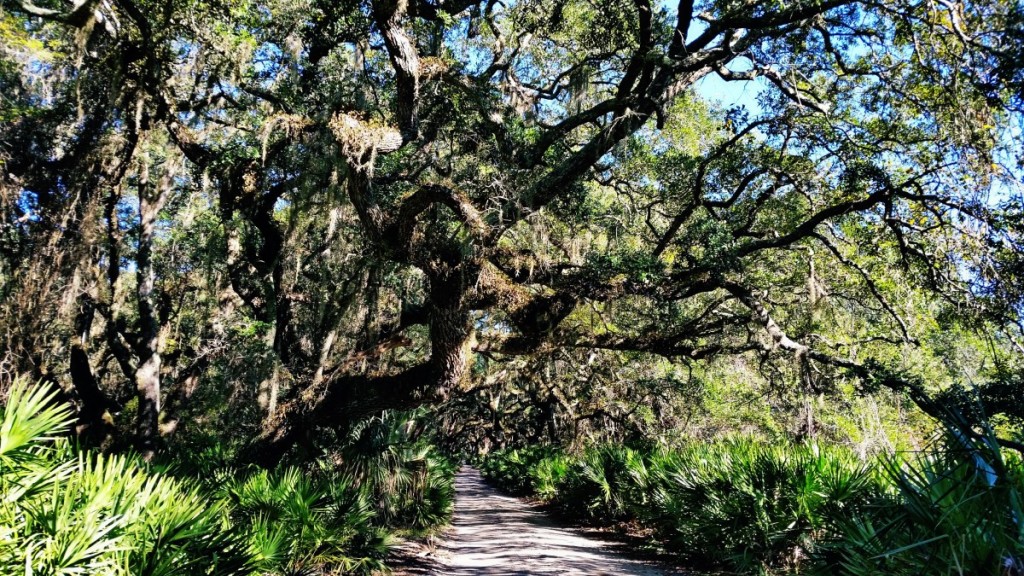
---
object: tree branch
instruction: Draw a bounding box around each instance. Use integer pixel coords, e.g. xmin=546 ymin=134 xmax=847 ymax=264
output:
xmin=372 ymin=0 xmax=421 ymax=142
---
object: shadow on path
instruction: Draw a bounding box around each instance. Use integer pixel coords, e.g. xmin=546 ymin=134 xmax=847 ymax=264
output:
xmin=401 ymin=468 xmax=683 ymax=575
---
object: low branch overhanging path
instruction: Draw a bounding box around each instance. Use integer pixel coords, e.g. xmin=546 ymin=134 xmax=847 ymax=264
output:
xmin=400 ymin=468 xmax=685 ymax=575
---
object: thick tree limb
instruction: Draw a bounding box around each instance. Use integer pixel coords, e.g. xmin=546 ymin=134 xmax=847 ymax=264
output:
xmin=387 ymin=183 xmax=487 ymax=256
xmin=13 ymin=0 xmax=103 ymax=28
xmin=372 ymin=0 xmax=421 ymax=142
xmin=244 ymin=336 xmax=423 ymax=466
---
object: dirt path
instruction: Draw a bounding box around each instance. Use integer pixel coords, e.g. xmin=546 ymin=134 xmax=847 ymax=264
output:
xmin=403 ymin=468 xmax=680 ymax=575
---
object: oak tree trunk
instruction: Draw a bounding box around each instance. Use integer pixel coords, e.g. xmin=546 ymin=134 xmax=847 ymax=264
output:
xmin=134 ymin=153 xmax=174 ymax=460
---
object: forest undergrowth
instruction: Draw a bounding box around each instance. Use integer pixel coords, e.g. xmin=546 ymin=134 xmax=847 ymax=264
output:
xmin=0 ymin=380 xmax=455 ymax=575
xmin=481 ymin=430 xmax=1024 ymax=575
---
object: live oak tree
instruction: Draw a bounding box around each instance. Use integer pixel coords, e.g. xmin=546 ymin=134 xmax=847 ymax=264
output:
xmin=1 ymin=0 xmax=1022 ymax=461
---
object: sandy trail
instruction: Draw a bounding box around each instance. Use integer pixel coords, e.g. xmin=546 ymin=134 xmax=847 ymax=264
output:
xmin=411 ymin=468 xmax=677 ymax=575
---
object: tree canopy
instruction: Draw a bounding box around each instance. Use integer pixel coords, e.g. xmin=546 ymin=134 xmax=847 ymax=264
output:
xmin=1 ymin=0 xmax=1022 ymax=461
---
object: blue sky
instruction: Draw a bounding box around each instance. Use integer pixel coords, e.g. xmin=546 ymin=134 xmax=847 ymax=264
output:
xmin=695 ymin=72 xmax=764 ymax=116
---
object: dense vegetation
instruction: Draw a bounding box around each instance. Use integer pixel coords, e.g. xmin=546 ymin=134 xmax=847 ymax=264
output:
xmin=3 ymin=0 xmax=1024 ymax=460
xmin=482 ymin=428 xmax=1024 ymax=574
xmin=0 ymin=380 xmax=454 ymax=574
xmin=1 ymin=0 xmax=1023 ymax=571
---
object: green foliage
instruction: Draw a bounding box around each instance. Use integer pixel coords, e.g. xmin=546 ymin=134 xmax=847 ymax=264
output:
xmin=484 ymin=429 xmax=1024 ymax=575
xmin=483 ymin=440 xmax=885 ymax=573
xmin=556 ymin=445 xmax=648 ymax=522
xmin=530 ymin=453 xmax=571 ymax=500
xmin=0 ymin=380 xmax=251 ymax=575
xmin=816 ymin=422 xmax=1024 ymax=575
xmin=188 ymin=409 xmax=457 ymax=572
xmin=584 ymin=250 xmax=666 ymax=285
xmin=480 ymin=445 xmax=562 ymax=495
xmin=219 ymin=467 xmax=390 ymax=574
xmin=338 ymin=409 xmax=456 ymax=531
xmin=0 ymin=382 xmax=457 ymax=575
xmin=646 ymin=441 xmax=882 ymax=572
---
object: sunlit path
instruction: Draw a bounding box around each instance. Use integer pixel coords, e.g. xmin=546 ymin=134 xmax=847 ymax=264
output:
xmin=422 ymin=468 xmax=679 ymax=576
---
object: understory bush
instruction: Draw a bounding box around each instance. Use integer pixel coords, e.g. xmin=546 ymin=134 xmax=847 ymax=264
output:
xmin=814 ymin=421 xmax=1024 ymax=575
xmin=0 ymin=380 xmax=455 ymax=575
xmin=479 ymin=444 xmax=563 ymax=495
xmin=339 ymin=409 xmax=456 ymax=532
xmin=483 ymin=432 xmax=1024 ymax=575
xmin=181 ymin=408 xmax=457 ymax=574
xmin=0 ymin=381 xmax=250 ymax=575
xmin=219 ymin=466 xmax=392 ymax=574
xmin=645 ymin=441 xmax=882 ymax=572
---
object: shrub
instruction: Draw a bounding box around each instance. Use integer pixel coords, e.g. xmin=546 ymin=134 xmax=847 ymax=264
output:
xmin=482 ymin=440 xmax=883 ymax=573
xmin=203 ymin=408 xmax=457 ymax=574
xmin=482 ymin=432 xmax=1024 ymax=575
xmin=0 ymin=380 xmax=251 ymax=575
xmin=646 ymin=441 xmax=881 ymax=572
xmin=220 ymin=466 xmax=391 ymax=574
xmin=531 ymin=453 xmax=571 ymax=500
xmin=339 ymin=409 xmax=456 ymax=532
xmin=480 ymin=445 xmax=561 ymax=495
xmin=555 ymin=445 xmax=648 ymax=522
xmin=815 ymin=422 xmax=1024 ymax=575
xmin=0 ymin=381 xmax=457 ymax=576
